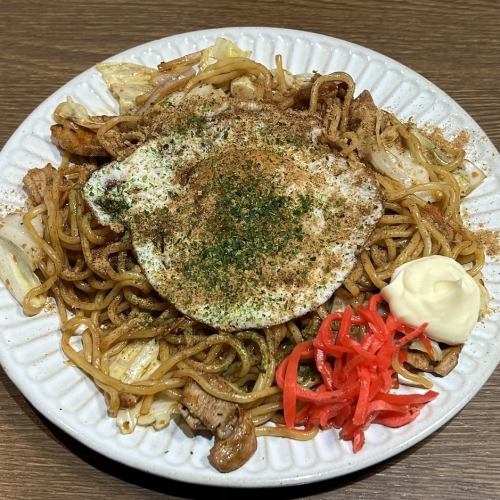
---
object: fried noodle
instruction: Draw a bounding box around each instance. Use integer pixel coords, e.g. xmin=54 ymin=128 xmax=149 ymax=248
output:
xmin=21 ymin=52 xmax=485 ymax=442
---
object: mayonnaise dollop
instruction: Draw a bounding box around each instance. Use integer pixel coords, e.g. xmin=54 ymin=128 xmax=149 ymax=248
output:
xmin=381 ymin=255 xmax=480 ymax=345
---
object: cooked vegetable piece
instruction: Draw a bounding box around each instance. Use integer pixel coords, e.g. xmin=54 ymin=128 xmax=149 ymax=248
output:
xmin=0 ymin=212 xmax=43 ymax=269
xmin=230 ymin=75 xmax=264 ymax=100
xmin=53 ymin=97 xmax=110 ymax=131
xmin=109 ymin=339 xmax=160 ymax=383
xmin=117 ymin=394 xmax=178 ymax=433
xmin=96 ymin=62 xmax=158 ymax=114
xmin=453 ymin=161 xmax=486 ymax=196
xmin=199 ymin=38 xmax=250 ymax=70
xmin=0 ymin=236 xmax=44 ymax=310
xmin=276 ymin=295 xmax=439 ymax=453
xmin=367 ymin=145 xmax=434 ymax=202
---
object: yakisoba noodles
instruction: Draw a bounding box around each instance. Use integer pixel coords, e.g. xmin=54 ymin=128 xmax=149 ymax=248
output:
xmin=8 ymin=39 xmax=486 ymax=472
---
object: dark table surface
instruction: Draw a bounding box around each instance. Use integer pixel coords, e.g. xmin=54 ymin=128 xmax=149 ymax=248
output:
xmin=0 ymin=1 xmax=499 ymax=498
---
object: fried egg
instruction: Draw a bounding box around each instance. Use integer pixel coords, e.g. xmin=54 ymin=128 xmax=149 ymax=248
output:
xmin=84 ymin=92 xmax=383 ymax=331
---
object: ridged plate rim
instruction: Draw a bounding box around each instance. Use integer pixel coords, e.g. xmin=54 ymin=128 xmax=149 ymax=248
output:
xmin=0 ymin=27 xmax=499 ymax=488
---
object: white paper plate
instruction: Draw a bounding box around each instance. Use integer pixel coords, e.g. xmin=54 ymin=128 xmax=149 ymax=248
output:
xmin=0 ymin=27 xmax=499 ymax=488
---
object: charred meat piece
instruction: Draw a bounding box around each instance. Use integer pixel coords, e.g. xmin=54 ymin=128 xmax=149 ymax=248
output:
xmin=405 ymin=344 xmax=463 ymax=377
xmin=23 ymin=163 xmax=56 ymax=205
xmin=180 ymin=377 xmax=239 ymax=439
xmin=51 ymin=122 xmax=109 ymax=157
xmin=346 ymin=90 xmax=378 ymax=154
xmin=299 ymin=80 xmax=339 ymax=111
xmin=180 ymin=377 xmax=257 ymax=472
xmin=434 ymin=345 xmax=462 ymax=377
xmin=293 ymin=73 xmax=348 ymax=113
xmin=405 ymin=351 xmax=434 ymax=372
xmin=209 ymin=412 xmax=257 ymax=473
xmin=119 ymin=392 xmax=139 ymax=409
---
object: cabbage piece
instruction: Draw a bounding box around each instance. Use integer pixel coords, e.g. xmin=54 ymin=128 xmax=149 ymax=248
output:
xmin=409 ymin=338 xmax=442 ymax=362
xmin=0 ymin=236 xmax=44 ymax=309
xmin=410 ymin=127 xmax=456 ymax=166
xmin=199 ymin=37 xmax=250 ymax=70
xmin=410 ymin=127 xmax=485 ymax=196
xmin=452 ymin=160 xmax=486 ymax=197
xmin=108 ymin=83 xmax=153 ymax=114
xmin=96 ymin=62 xmax=158 ymax=114
xmin=137 ymin=395 xmax=179 ymax=430
xmin=367 ymin=145 xmax=434 ymax=202
xmin=116 ymin=402 xmax=142 ymax=434
xmin=0 ymin=213 xmax=43 ymax=269
xmin=53 ymin=97 xmax=106 ymax=131
xmin=109 ymin=338 xmax=179 ymax=434
xmin=109 ymin=338 xmax=160 ymax=383
xmin=230 ymin=75 xmax=264 ymax=100
xmin=116 ymin=395 xmax=179 ymax=434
